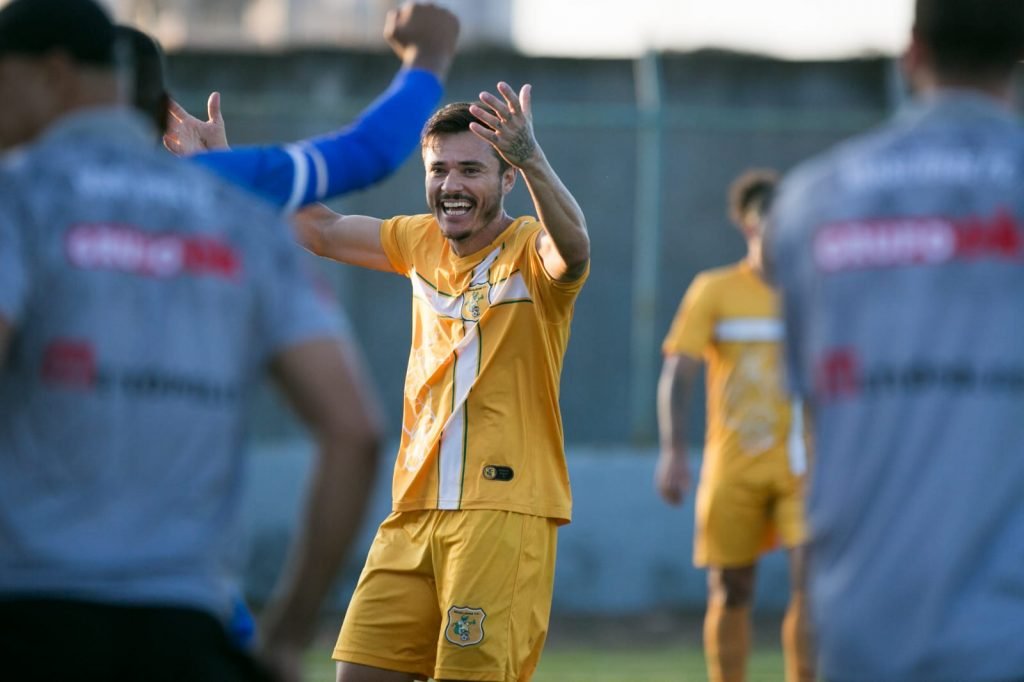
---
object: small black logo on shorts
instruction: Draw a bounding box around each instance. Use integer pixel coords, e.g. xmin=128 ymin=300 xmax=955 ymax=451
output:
xmin=483 ymin=465 xmax=514 ymax=481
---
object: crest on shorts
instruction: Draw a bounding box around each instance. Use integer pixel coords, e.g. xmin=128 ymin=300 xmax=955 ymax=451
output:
xmin=445 ymin=605 xmax=486 ymax=647
xmin=461 ymin=283 xmax=491 ymax=322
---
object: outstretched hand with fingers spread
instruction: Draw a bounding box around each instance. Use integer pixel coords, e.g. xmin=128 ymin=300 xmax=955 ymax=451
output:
xmin=163 ymin=92 xmax=230 ymax=156
xmin=469 ymin=82 xmax=539 ymax=171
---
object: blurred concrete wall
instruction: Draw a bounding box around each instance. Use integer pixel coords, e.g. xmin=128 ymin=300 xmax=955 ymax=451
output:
xmin=164 ymin=48 xmax=895 ymax=615
xmin=241 ymin=442 xmax=792 ymax=617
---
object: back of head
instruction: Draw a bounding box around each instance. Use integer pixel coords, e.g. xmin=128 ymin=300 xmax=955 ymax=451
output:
xmin=728 ymin=168 xmax=778 ymax=230
xmin=0 ymin=0 xmax=117 ymax=66
xmin=914 ymin=0 xmax=1024 ymax=80
xmin=117 ymin=25 xmax=169 ymax=134
xmin=0 ymin=0 xmax=119 ymax=149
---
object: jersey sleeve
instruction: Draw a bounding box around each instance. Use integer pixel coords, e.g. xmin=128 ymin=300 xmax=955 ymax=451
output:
xmin=379 ymin=215 xmax=415 ymax=277
xmin=191 ymin=68 xmax=443 ymax=212
xmin=662 ymin=274 xmax=715 ymax=359
xmin=0 ymin=173 xmax=27 ymax=324
xmin=521 ymin=222 xmax=589 ymax=322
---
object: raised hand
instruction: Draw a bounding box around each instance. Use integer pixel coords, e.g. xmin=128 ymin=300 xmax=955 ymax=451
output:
xmin=163 ymin=92 xmax=230 ymax=156
xmin=384 ymin=2 xmax=460 ymax=79
xmin=468 ymin=82 xmax=539 ymax=170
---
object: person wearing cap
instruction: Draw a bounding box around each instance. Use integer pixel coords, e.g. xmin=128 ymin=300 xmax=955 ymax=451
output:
xmin=0 ymin=1 xmax=382 ymax=680
xmin=124 ymin=2 xmax=460 ymax=213
xmin=115 ymin=3 xmax=458 ymax=653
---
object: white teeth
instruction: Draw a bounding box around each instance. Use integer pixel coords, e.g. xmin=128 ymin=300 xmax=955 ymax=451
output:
xmin=442 ymin=200 xmax=472 ymax=216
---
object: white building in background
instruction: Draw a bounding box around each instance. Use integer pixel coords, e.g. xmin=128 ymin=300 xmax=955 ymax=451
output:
xmin=103 ymin=0 xmax=513 ymax=51
xmin=92 ymin=0 xmax=909 ymax=58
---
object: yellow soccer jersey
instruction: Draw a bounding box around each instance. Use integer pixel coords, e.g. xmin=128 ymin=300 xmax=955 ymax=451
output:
xmin=380 ymin=214 xmax=587 ymax=523
xmin=662 ymin=261 xmax=805 ymax=479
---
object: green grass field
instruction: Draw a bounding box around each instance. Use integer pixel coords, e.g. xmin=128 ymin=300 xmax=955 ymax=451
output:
xmin=304 ymin=643 xmax=787 ymax=682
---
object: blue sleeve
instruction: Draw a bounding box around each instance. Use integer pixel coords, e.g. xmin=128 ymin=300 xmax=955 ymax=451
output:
xmin=190 ymin=68 xmax=443 ymax=212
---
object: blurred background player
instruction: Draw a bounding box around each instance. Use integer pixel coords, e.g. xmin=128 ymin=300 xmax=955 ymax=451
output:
xmin=656 ymin=170 xmax=813 ymax=682
xmin=117 ymin=1 xmax=458 ymax=650
xmin=126 ymin=1 xmax=460 ymax=212
xmin=0 ymin=0 xmax=381 ymax=680
xmin=769 ymin=0 xmax=1024 ymax=680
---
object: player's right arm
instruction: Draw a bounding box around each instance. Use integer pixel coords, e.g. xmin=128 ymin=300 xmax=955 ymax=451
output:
xmin=291 ymin=204 xmax=394 ymax=272
xmin=656 ymin=274 xmax=714 ymax=506
xmin=248 ymin=218 xmax=383 ymax=680
xmin=0 ymin=317 xmax=12 ymax=371
xmin=257 ymin=336 xmax=382 ymax=681
xmin=655 ymin=353 xmax=701 ymax=506
xmin=166 ymin=2 xmax=459 ymax=211
xmin=0 ymin=180 xmax=23 ymax=372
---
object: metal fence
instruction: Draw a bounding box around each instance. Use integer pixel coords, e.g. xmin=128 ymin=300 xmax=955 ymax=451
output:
xmin=166 ymin=47 xmax=897 ymax=447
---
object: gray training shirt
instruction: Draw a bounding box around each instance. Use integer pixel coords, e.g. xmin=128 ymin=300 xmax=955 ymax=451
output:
xmin=771 ymin=92 xmax=1024 ymax=682
xmin=0 ymin=109 xmax=343 ymax=618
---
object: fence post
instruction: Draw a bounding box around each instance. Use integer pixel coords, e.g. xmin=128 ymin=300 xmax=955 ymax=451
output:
xmin=628 ymin=50 xmax=664 ymax=444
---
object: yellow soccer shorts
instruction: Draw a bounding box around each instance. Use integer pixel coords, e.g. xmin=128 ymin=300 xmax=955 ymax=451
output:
xmin=693 ymin=454 xmax=807 ymax=568
xmin=333 ymin=509 xmax=558 ymax=682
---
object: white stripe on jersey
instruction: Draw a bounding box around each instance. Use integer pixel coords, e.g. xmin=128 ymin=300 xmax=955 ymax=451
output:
xmin=714 ymin=317 xmax=783 ymax=342
xmin=435 ymin=252 xmax=493 ymax=508
xmin=302 ymin=143 xmax=329 ymax=200
xmin=282 ymin=144 xmax=309 ymax=213
xmin=406 ymin=245 xmax=533 ymax=507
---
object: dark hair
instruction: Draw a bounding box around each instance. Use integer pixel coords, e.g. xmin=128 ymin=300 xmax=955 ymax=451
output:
xmin=0 ymin=0 xmax=116 ymax=65
xmin=421 ymin=101 xmax=510 ymax=172
xmin=914 ymin=0 xmax=1024 ymax=78
xmin=728 ymin=168 xmax=777 ymax=228
xmin=117 ymin=26 xmax=170 ymax=135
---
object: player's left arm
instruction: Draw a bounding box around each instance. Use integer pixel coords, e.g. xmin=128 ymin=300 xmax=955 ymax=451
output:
xmin=469 ymin=82 xmax=590 ymax=282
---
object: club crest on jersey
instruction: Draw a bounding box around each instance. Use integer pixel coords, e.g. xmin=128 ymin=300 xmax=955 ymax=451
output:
xmin=461 ymin=283 xmax=491 ymax=322
xmin=445 ymin=606 xmax=486 ymax=647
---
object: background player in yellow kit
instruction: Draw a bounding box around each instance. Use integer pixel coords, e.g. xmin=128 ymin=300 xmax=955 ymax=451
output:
xmin=655 ymin=170 xmax=813 ymax=682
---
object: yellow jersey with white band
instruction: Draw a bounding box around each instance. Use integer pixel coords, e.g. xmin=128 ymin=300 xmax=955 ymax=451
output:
xmin=663 ymin=261 xmax=806 ymax=478
xmin=380 ymin=214 xmax=587 ymax=523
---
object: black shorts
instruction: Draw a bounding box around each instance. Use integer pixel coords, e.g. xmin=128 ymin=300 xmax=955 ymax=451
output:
xmin=0 ymin=597 xmax=273 ymax=682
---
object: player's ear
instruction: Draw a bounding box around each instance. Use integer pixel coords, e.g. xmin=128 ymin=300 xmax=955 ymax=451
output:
xmin=501 ymin=166 xmax=517 ymax=195
xmin=902 ymin=30 xmax=928 ymax=91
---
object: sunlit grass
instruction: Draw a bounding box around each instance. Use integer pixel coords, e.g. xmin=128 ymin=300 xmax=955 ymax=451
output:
xmin=305 ymin=644 xmax=787 ymax=682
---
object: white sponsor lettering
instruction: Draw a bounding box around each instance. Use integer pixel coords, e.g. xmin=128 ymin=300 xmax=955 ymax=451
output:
xmin=74 ymin=171 xmax=215 ymax=207
xmin=67 ymin=225 xmax=184 ymax=277
xmin=814 ymin=219 xmax=956 ymax=272
xmin=841 ymin=152 xmax=1017 ymax=190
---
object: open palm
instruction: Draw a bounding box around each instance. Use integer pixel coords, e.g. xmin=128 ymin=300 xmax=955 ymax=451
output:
xmin=163 ymin=92 xmax=230 ymax=156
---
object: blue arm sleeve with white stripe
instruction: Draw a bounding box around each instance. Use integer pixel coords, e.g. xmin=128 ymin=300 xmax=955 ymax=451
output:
xmin=189 ymin=68 xmax=443 ymax=212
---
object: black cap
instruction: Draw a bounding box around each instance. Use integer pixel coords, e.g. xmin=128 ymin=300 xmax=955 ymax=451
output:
xmin=0 ymin=0 xmax=117 ymax=65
